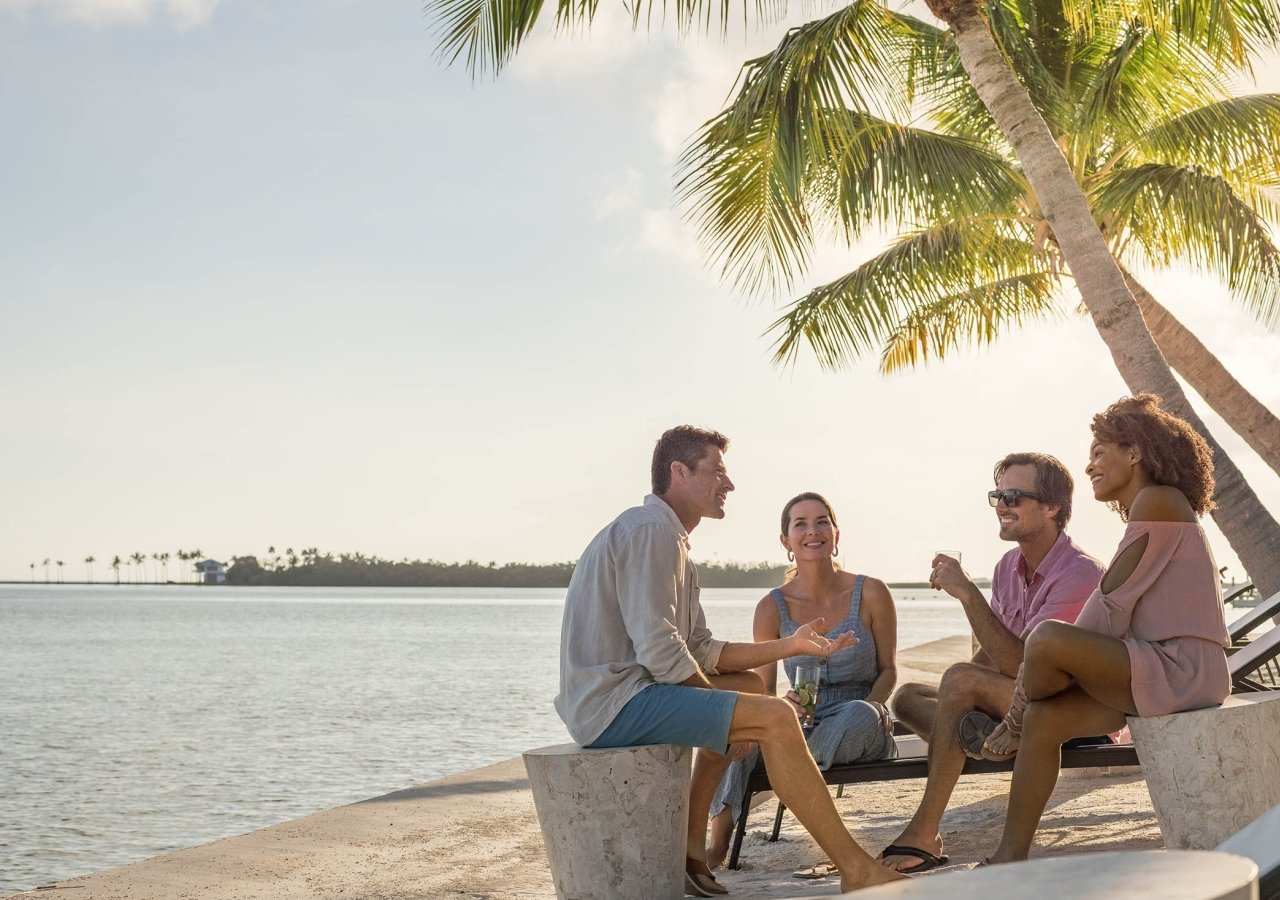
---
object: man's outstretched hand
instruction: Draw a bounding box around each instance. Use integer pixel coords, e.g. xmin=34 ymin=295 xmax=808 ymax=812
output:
xmin=790 ymin=617 xmax=858 ymax=656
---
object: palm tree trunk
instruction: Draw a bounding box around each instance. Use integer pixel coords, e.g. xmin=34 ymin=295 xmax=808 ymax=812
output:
xmin=929 ymin=0 xmax=1280 ymax=597
xmin=1120 ymin=273 xmax=1280 ymax=479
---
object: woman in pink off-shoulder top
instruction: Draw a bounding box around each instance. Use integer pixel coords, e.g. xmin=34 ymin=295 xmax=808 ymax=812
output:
xmin=982 ymin=394 xmax=1230 ymax=864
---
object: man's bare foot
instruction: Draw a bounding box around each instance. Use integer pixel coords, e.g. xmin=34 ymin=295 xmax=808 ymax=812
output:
xmin=877 ymin=832 xmax=946 ymax=873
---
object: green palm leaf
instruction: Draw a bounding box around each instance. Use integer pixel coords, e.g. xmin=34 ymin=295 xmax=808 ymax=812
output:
xmin=766 ymin=218 xmax=1047 ymax=370
xmin=1092 ymin=163 xmax=1280 ymax=326
xmin=680 ymin=99 xmax=1026 ymax=294
xmin=1064 ymin=0 xmax=1280 ymax=65
xmin=878 ymin=273 xmax=1061 ymax=372
xmin=1125 ymin=94 xmax=1280 ymax=184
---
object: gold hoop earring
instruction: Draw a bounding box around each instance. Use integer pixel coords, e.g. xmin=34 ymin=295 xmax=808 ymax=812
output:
xmin=786 ymin=550 xmax=794 ymax=563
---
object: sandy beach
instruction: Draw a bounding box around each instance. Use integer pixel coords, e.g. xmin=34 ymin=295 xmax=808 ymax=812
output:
xmin=4 ymin=637 xmax=1164 ymax=899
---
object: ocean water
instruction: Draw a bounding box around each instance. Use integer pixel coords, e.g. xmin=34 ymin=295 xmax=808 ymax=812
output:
xmin=0 ymin=583 xmax=971 ymax=893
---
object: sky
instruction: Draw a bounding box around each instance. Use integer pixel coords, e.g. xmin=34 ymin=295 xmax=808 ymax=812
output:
xmin=2 ymin=0 xmax=1279 ymax=585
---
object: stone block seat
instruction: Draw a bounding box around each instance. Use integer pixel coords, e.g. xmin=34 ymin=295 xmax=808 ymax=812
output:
xmin=1128 ymin=691 xmax=1280 ymax=850
xmin=523 ymin=743 xmax=691 ymax=900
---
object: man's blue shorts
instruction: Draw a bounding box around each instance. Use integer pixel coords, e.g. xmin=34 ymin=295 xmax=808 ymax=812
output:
xmin=587 ymin=683 xmax=739 ymax=753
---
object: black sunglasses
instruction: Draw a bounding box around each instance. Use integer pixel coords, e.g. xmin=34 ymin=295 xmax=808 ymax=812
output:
xmin=988 ymin=488 xmax=1046 ymax=508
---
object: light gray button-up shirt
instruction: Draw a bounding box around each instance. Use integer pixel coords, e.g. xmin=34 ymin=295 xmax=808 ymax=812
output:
xmin=554 ymin=494 xmax=727 ymax=746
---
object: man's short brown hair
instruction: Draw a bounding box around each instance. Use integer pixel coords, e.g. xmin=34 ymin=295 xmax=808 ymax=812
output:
xmin=651 ymin=426 xmax=730 ymax=494
xmin=993 ymin=451 xmax=1074 ymax=530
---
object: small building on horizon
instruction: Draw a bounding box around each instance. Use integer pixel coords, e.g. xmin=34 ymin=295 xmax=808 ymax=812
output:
xmin=194 ymin=559 xmax=227 ymax=585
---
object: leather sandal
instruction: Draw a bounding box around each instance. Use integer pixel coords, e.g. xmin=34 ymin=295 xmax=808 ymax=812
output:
xmin=685 ymin=857 xmax=728 ymax=896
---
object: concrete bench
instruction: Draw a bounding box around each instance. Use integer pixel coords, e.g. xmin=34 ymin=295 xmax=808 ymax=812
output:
xmin=523 ymin=743 xmax=691 ymax=900
xmin=1128 ymin=691 xmax=1280 ymax=850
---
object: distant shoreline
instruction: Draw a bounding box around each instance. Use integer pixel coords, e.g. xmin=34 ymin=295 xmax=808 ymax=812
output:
xmin=0 ymin=578 xmax=994 ymax=590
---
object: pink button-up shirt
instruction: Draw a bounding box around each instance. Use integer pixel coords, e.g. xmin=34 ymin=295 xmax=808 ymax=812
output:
xmin=989 ymin=531 xmax=1104 ymax=638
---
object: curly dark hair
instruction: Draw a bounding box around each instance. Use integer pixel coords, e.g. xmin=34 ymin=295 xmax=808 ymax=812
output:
xmin=1090 ymin=393 xmax=1215 ymax=518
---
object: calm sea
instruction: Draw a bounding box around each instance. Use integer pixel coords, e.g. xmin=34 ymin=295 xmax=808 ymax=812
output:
xmin=0 ymin=583 xmax=971 ymax=893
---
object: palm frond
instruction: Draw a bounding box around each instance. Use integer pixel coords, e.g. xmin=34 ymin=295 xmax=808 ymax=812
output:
xmin=1063 ymin=0 xmax=1280 ymax=65
xmin=674 ymin=3 xmax=935 ymax=296
xmin=878 ymin=273 xmax=1061 ymax=372
xmin=1092 ymin=163 xmax=1280 ymax=327
xmin=428 ymin=0 xmax=549 ymax=77
xmin=1124 ymin=94 xmax=1280 ymax=184
xmin=679 ymin=105 xmax=814 ymax=297
xmin=811 ymin=111 xmax=1026 ymax=239
xmin=765 ymin=217 xmax=1043 ymax=371
xmin=680 ymin=96 xmax=1027 ymax=296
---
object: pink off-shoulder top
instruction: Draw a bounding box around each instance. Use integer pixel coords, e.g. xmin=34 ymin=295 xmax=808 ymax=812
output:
xmin=1073 ymin=520 xmax=1230 ymax=717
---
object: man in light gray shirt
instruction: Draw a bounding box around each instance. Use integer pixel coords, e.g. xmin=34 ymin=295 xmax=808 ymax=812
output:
xmin=556 ymin=425 xmax=903 ymax=896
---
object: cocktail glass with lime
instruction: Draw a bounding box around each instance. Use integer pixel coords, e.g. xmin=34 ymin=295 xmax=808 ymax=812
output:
xmin=793 ymin=664 xmax=820 ymax=728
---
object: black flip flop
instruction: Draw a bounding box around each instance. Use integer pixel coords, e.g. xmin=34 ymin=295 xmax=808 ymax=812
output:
xmin=879 ymin=844 xmax=950 ymax=873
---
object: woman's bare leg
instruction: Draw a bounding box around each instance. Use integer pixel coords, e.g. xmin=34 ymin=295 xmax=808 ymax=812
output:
xmin=987 ymin=622 xmax=1133 ymax=862
xmin=988 ymin=688 xmax=1126 ymax=861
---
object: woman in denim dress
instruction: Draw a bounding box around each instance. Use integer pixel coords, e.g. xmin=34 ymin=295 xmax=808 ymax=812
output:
xmin=706 ymin=492 xmax=899 ymax=872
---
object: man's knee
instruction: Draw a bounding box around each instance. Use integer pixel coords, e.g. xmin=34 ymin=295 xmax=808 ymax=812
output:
xmin=733 ymin=693 xmax=800 ymax=739
xmin=889 ymin=682 xmax=933 ymax=719
xmin=737 ymin=670 xmax=766 ymax=695
xmin=938 ymin=661 xmax=992 ymax=699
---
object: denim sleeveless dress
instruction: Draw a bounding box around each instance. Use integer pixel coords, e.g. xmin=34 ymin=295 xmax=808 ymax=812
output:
xmin=710 ymin=576 xmax=897 ymax=826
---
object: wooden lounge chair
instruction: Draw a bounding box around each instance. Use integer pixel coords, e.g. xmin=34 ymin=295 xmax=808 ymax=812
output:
xmin=727 ymin=617 xmax=1280 ymax=869
xmin=1223 ymin=581 xmax=1257 ymax=606
xmin=1228 ymin=589 xmax=1280 ymax=643
xmin=1230 ymin=622 xmax=1280 ymax=692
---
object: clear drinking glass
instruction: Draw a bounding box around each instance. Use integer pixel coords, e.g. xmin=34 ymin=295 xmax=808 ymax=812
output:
xmin=793 ymin=664 xmax=820 ymax=728
xmin=935 ymin=551 xmax=963 ymax=566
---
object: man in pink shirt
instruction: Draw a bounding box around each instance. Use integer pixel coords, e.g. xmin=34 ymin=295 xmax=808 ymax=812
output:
xmin=878 ymin=452 xmax=1104 ymax=874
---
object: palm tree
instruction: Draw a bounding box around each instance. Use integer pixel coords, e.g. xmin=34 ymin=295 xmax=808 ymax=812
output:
xmin=42 ymin=558 xmax=50 ymax=583
xmin=685 ymin=4 xmax=1280 ymax=478
xmin=29 ymin=562 xmax=35 ymax=582
xmin=85 ymin=555 xmax=96 ymax=583
xmin=131 ymin=552 xmax=146 ymax=584
xmin=426 ymin=0 xmax=1280 ymax=595
xmin=112 ymin=555 xmax=122 ymax=585
xmin=56 ymin=560 xmax=64 ymax=583
xmin=914 ymin=0 xmax=1280 ymax=594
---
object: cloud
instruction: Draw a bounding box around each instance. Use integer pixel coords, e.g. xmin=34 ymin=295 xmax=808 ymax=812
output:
xmin=510 ymin=6 xmax=645 ymax=81
xmin=592 ymin=168 xmax=705 ymax=268
xmin=0 ymin=0 xmax=224 ymax=28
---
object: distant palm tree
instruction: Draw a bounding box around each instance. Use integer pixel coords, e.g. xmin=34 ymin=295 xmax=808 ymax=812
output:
xmin=29 ymin=562 xmax=35 ymax=582
xmin=112 ymin=556 xmax=122 ymax=585
xmin=42 ymin=558 xmax=50 ymax=583
xmin=56 ymin=560 xmax=64 ymax=583
xmin=190 ymin=548 xmax=203 ymax=584
xmin=160 ymin=552 xmax=171 ymax=583
xmin=85 ymin=555 xmax=96 ymax=583
xmin=131 ymin=552 xmax=145 ymax=584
